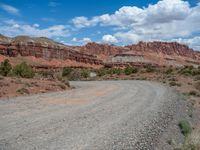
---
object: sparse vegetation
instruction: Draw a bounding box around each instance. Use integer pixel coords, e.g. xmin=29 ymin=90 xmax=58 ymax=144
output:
xmin=0 ymin=59 xmax=12 ymax=76
xmin=145 ymin=65 xmax=157 ymax=73
xmin=124 ymin=66 xmax=138 ymax=75
xmin=81 ymin=69 xmax=90 ymax=78
xmin=13 ymin=62 xmax=34 ymax=78
xmin=179 ymin=120 xmax=192 ymax=137
xmin=189 ymin=91 xmax=198 ymax=96
xmin=169 ymin=81 xmax=177 ymax=86
xmin=62 ymin=67 xmax=73 ymax=77
xmin=16 ymin=87 xmax=30 ymax=95
xmin=165 ymin=67 xmax=173 ymax=75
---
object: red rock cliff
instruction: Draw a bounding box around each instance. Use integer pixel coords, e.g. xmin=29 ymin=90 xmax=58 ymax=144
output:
xmin=0 ymin=35 xmax=103 ymax=66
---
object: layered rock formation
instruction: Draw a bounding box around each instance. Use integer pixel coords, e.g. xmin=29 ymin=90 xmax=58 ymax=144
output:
xmin=126 ymin=41 xmax=197 ymax=60
xmin=0 ymin=35 xmax=103 ymax=67
xmin=77 ymin=41 xmax=200 ymax=67
xmin=78 ymin=42 xmax=129 ymax=58
xmin=0 ymin=34 xmax=200 ymax=68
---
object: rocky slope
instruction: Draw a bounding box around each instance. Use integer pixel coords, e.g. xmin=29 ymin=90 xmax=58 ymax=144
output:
xmin=0 ymin=34 xmax=200 ymax=68
xmin=126 ymin=41 xmax=198 ymax=60
xmin=77 ymin=42 xmax=129 ymax=59
xmin=77 ymin=41 xmax=200 ymax=66
xmin=0 ymin=34 xmax=103 ymax=68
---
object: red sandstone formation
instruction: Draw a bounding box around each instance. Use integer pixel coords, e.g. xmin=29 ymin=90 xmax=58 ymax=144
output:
xmin=0 ymin=34 xmax=200 ymax=68
xmin=78 ymin=41 xmax=200 ymax=67
xmin=77 ymin=42 xmax=129 ymax=58
xmin=0 ymin=35 xmax=103 ymax=67
xmin=126 ymin=41 xmax=197 ymax=60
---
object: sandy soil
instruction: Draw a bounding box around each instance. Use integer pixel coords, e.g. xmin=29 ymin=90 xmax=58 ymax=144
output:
xmin=0 ymin=77 xmax=69 ymax=98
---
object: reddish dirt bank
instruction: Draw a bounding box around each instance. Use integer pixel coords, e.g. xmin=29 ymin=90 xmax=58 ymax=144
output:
xmin=0 ymin=77 xmax=70 ymax=99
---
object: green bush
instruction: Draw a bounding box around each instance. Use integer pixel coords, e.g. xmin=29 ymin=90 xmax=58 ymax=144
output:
xmin=112 ymin=68 xmax=122 ymax=75
xmin=169 ymin=81 xmax=177 ymax=86
xmin=145 ymin=65 xmax=157 ymax=73
xmin=68 ymin=70 xmax=82 ymax=80
xmin=81 ymin=69 xmax=89 ymax=78
xmin=178 ymin=120 xmax=192 ymax=137
xmin=178 ymin=65 xmax=199 ymax=76
xmin=96 ymin=68 xmax=107 ymax=77
xmin=165 ymin=67 xmax=173 ymax=74
xmin=62 ymin=67 xmax=72 ymax=77
xmin=124 ymin=66 xmax=138 ymax=75
xmin=189 ymin=91 xmax=197 ymax=96
xmin=0 ymin=59 xmax=12 ymax=76
xmin=13 ymin=62 xmax=34 ymax=78
xmin=38 ymin=70 xmax=54 ymax=79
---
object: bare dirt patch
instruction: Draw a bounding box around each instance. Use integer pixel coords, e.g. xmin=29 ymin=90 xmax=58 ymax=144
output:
xmin=0 ymin=77 xmax=70 ymax=99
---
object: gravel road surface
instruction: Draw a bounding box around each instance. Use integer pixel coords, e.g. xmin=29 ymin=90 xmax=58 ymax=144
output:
xmin=0 ymin=80 xmax=178 ymax=150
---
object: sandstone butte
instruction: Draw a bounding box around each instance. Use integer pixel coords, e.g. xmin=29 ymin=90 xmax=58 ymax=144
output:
xmin=0 ymin=34 xmax=200 ymax=69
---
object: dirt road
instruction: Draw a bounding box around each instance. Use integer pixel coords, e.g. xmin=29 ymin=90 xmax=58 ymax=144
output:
xmin=0 ymin=81 xmax=178 ymax=150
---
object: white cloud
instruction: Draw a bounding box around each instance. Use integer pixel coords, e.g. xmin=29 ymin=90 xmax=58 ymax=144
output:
xmin=72 ymin=37 xmax=77 ymax=42
xmin=0 ymin=20 xmax=70 ymax=38
xmin=0 ymin=4 xmax=20 ymax=15
xmin=102 ymin=34 xmax=118 ymax=44
xmin=72 ymin=16 xmax=98 ymax=28
xmin=172 ymin=36 xmax=200 ymax=50
xmin=82 ymin=37 xmax=91 ymax=43
xmin=71 ymin=37 xmax=92 ymax=44
xmin=72 ymin=0 xmax=191 ymax=28
xmin=33 ymin=24 xmax=40 ymax=28
xmin=72 ymin=0 xmax=200 ymax=50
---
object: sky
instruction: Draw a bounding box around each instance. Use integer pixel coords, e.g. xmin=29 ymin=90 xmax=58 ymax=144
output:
xmin=0 ymin=0 xmax=200 ymax=50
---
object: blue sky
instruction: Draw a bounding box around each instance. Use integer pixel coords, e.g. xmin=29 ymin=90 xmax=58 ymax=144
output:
xmin=0 ymin=0 xmax=200 ymax=50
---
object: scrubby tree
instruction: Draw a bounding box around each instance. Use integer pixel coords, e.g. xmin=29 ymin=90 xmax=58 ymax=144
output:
xmin=0 ymin=59 xmax=12 ymax=76
xmin=62 ymin=67 xmax=73 ymax=77
xmin=13 ymin=62 xmax=34 ymax=78
xmin=81 ymin=69 xmax=89 ymax=78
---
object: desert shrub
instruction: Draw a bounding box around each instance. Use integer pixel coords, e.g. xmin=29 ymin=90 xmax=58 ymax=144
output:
xmin=189 ymin=91 xmax=198 ymax=96
xmin=13 ymin=62 xmax=34 ymax=78
xmin=169 ymin=81 xmax=177 ymax=86
xmin=124 ymin=66 xmax=138 ymax=75
xmin=62 ymin=67 xmax=73 ymax=77
xmin=165 ymin=67 xmax=173 ymax=74
xmin=111 ymin=68 xmax=122 ymax=75
xmin=96 ymin=68 xmax=107 ymax=77
xmin=16 ymin=87 xmax=29 ymax=94
xmin=0 ymin=59 xmax=12 ymax=76
xmin=81 ymin=69 xmax=90 ymax=78
xmin=179 ymin=120 xmax=192 ymax=137
xmin=39 ymin=70 xmax=54 ymax=79
xmin=68 ymin=70 xmax=81 ymax=80
xmin=169 ymin=77 xmax=177 ymax=82
xmin=178 ymin=65 xmax=197 ymax=76
xmin=145 ymin=65 xmax=157 ymax=73
xmin=191 ymin=69 xmax=200 ymax=76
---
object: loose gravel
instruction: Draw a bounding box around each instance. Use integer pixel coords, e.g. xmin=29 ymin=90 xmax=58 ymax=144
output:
xmin=0 ymin=80 xmax=182 ymax=150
